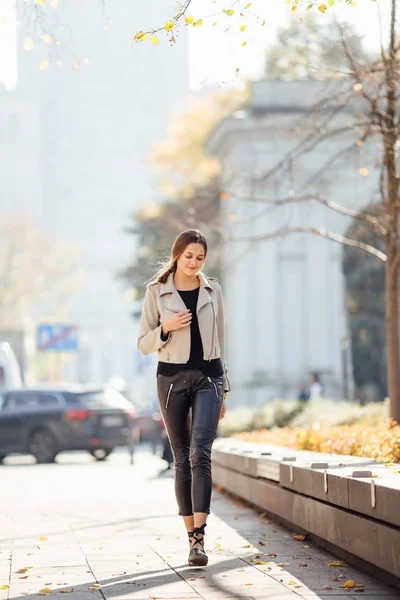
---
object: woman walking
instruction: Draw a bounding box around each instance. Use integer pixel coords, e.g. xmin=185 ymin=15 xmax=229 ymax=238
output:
xmin=137 ymin=229 xmax=230 ymax=567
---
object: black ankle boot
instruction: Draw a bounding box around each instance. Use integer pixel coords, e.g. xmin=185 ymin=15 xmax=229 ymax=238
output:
xmin=188 ymin=523 xmax=208 ymax=567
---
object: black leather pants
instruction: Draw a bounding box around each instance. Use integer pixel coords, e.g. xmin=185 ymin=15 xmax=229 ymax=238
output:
xmin=156 ymin=369 xmax=223 ymax=516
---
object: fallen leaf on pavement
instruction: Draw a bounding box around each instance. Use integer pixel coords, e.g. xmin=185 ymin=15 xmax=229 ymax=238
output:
xmin=16 ymin=568 xmax=28 ymax=574
xmin=324 ymin=585 xmax=332 ymax=590
xmin=88 ymin=584 xmax=101 ymax=589
xmin=329 ymin=560 xmax=346 ymax=567
xmin=259 ymin=541 xmax=265 ymax=546
xmin=267 ymin=553 xmax=277 ymax=557
xmin=342 ymin=580 xmax=356 ymax=588
xmin=38 ymin=536 xmax=48 ymax=542
xmin=1 ymin=585 xmax=9 ymax=590
xmin=292 ymin=534 xmax=306 ymax=541
xmin=59 ymin=590 xmax=74 ymax=594
xmin=299 ymin=563 xmax=308 ymax=567
xmin=253 ymin=561 xmax=269 ymax=565
xmin=19 ymin=576 xmax=29 ymax=580
xmin=38 ymin=588 xmax=52 ymax=594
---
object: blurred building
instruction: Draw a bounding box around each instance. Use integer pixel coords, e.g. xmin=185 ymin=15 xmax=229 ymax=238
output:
xmin=0 ymin=1 xmax=188 ymax=385
xmin=207 ymin=80 xmax=380 ymax=406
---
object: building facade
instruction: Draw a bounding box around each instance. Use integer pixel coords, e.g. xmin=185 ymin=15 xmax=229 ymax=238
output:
xmin=207 ymin=80 xmax=380 ymax=407
xmin=0 ymin=0 xmax=188 ymax=387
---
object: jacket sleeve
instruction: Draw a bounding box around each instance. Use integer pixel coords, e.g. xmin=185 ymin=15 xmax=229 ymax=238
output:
xmin=137 ymin=286 xmax=171 ymax=356
xmin=216 ymin=285 xmax=231 ymax=392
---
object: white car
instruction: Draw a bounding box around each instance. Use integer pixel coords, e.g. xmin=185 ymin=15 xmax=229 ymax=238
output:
xmin=0 ymin=342 xmax=22 ymax=389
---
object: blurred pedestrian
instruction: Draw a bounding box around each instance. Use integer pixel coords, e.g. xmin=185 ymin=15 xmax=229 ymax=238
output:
xmin=297 ymin=382 xmax=310 ymax=403
xmin=137 ymin=229 xmax=230 ymax=567
xmin=310 ymin=373 xmax=324 ymax=399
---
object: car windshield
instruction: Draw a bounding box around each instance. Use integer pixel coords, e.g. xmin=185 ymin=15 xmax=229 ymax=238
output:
xmin=75 ymin=388 xmax=132 ymax=409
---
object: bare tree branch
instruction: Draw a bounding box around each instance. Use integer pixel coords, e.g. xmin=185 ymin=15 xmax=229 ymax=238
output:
xmin=301 ymin=124 xmax=374 ymax=189
xmin=229 ymin=226 xmax=387 ymax=262
xmin=256 ymin=109 xmax=369 ymax=184
xmin=226 ymin=191 xmax=387 ymax=236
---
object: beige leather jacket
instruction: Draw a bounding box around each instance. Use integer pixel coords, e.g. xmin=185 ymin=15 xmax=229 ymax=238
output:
xmin=137 ymin=272 xmax=231 ymax=392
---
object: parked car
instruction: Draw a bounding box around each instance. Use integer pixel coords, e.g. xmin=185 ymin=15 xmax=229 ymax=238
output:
xmin=0 ymin=384 xmax=138 ymax=464
xmin=135 ymin=407 xmax=164 ymax=448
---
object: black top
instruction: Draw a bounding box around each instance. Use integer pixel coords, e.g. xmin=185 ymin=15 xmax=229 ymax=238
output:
xmin=157 ymin=287 xmax=223 ymax=378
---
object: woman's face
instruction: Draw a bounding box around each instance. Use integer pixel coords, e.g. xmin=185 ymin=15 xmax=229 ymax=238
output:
xmin=176 ymin=243 xmax=206 ymax=278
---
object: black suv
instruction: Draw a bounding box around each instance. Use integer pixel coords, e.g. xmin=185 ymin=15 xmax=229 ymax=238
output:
xmin=0 ymin=384 xmax=137 ymax=464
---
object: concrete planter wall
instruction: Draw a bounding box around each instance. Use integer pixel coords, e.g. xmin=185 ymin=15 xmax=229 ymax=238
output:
xmin=212 ymin=439 xmax=400 ymax=581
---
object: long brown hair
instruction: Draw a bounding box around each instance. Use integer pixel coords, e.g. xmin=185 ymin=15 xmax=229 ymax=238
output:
xmin=155 ymin=229 xmax=208 ymax=284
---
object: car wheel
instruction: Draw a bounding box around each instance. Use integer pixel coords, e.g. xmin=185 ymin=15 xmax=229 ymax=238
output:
xmin=28 ymin=429 xmax=57 ymax=464
xmin=89 ymin=448 xmax=114 ymax=461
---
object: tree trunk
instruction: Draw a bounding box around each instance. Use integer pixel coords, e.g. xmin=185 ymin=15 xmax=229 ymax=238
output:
xmin=385 ymin=255 xmax=400 ymax=421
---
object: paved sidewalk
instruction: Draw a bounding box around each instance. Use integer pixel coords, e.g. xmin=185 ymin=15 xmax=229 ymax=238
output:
xmin=0 ymin=448 xmax=398 ymax=600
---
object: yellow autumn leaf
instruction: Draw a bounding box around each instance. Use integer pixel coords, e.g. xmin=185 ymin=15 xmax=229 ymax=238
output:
xmin=150 ymin=36 xmax=159 ymax=45
xmin=16 ymin=568 xmax=28 ymax=574
xmin=40 ymin=60 xmax=49 ymax=70
xmin=318 ymin=3 xmax=328 ymax=12
xmin=1 ymin=585 xmax=9 ymax=590
xmin=343 ymin=580 xmax=356 ymax=588
xmin=59 ymin=589 xmax=74 ymax=594
xmin=212 ymin=21 xmax=218 ymax=26
xmin=193 ymin=19 xmax=203 ymax=27
xmin=88 ymin=584 xmax=101 ymax=590
xmin=134 ymin=31 xmax=147 ymax=42
xmin=40 ymin=34 xmax=53 ymax=44
xmin=329 ymin=560 xmax=346 ymax=566
xmin=242 ymin=41 xmax=247 ymax=47
xmin=292 ymin=533 xmax=306 ymax=541
xmin=39 ymin=588 xmax=52 ymax=594
xmin=23 ymin=37 xmax=34 ymax=51
xmin=288 ymin=580 xmax=297 ymax=585
xmin=353 ymin=83 xmax=363 ymax=91
xmin=224 ymin=9 xmax=235 ymax=16
xmin=240 ymin=24 xmax=246 ymax=31
xmin=185 ymin=16 xmax=194 ymax=24
xmin=244 ymin=2 xmax=252 ymax=8
xmin=165 ymin=20 xmax=174 ymax=32
xmin=38 ymin=536 xmax=48 ymax=541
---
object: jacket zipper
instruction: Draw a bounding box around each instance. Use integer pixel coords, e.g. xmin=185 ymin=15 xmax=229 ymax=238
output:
xmin=208 ymin=300 xmax=216 ymax=361
xmin=208 ymin=377 xmax=218 ymax=398
xmin=165 ymin=384 xmax=173 ymax=409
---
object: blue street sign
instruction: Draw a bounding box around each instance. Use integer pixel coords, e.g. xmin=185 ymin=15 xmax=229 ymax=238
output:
xmin=37 ymin=324 xmax=79 ymax=352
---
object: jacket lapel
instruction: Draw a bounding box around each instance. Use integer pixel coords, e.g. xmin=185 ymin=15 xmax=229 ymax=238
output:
xmin=197 ymin=273 xmax=213 ymax=314
xmin=160 ymin=274 xmax=187 ymax=313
